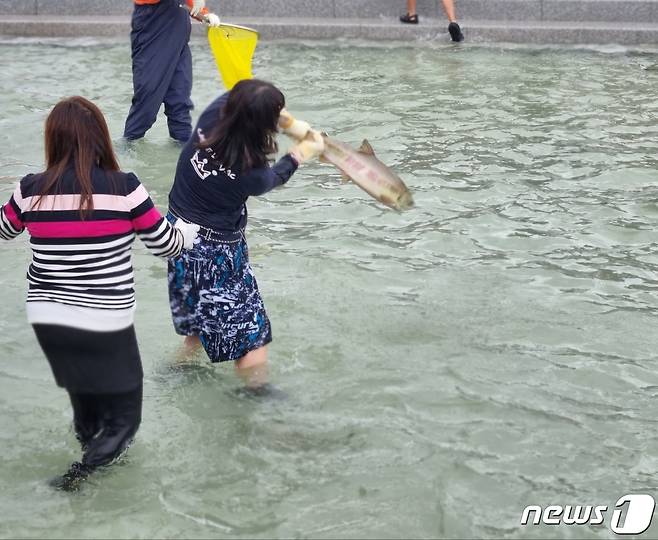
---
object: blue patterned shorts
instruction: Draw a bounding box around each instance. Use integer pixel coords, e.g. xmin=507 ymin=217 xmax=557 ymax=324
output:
xmin=167 ymin=229 xmax=272 ymax=363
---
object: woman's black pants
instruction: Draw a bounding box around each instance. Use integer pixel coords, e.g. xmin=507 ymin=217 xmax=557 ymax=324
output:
xmin=68 ymin=385 xmax=143 ymax=468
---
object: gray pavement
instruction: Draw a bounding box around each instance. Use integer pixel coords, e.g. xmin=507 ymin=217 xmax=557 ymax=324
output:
xmin=0 ymin=0 xmax=658 ymax=44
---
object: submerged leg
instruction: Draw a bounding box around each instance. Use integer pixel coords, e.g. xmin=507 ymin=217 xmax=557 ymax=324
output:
xmin=69 ymin=392 xmax=102 ymax=451
xmin=52 ymin=386 xmax=143 ymax=492
xmin=173 ymin=335 xmax=203 ymax=366
xmin=235 ymin=345 xmax=269 ymax=388
xmin=233 ymin=346 xmax=286 ymax=399
xmin=441 ymin=0 xmax=464 ymax=41
xmin=183 ymin=335 xmax=203 ymax=353
xmin=123 ymin=2 xmax=191 ymax=140
xmin=163 ymin=44 xmax=193 ymax=143
xmin=50 ymin=392 xmax=101 ymax=491
xmin=82 ymin=385 xmax=143 ymax=469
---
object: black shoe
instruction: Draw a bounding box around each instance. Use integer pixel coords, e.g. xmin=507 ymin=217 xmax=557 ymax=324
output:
xmin=49 ymin=462 xmax=93 ymax=492
xmin=400 ymin=13 xmax=419 ymax=24
xmin=448 ymin=22 xmax=464 ymax=42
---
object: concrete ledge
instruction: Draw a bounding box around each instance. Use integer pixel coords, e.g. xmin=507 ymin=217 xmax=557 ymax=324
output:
xmin=447 ymin=0 xmax=543 ymax=22
xmin=1 ymin=0 xmax=658 ymax=25
xmin=0 ymin=15 xmax=130 ymax=38
xmin=467 ymin=18 xmax=658 ymax=45
xmin=0 ymin=0 xmax=36 ymax=15
xmin=1 ymin=15 xmax=658 ymax=45
xmin=542 ymin=0 xmax=658 ymax=23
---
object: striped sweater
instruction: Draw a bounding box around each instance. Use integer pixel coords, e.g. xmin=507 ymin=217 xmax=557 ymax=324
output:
xmin=0 ymin=167 xmax=184 ymax=330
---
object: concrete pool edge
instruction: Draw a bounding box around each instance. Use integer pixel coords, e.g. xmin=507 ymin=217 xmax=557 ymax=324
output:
xmin=1 ymin=15 xmax=658 ymax=45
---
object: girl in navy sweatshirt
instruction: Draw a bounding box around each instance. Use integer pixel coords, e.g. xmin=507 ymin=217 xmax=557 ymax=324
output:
xmin=167 ymin=79 xmax=324 ymax=394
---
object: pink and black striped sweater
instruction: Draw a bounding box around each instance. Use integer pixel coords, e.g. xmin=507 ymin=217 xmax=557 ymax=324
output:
xmin=0 ymin=167 xmax=184 ymax=331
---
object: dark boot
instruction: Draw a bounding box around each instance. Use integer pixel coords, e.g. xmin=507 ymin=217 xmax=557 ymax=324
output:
xmin=448 ymin=22 xmax=464 ymax=42
xmin=69 ymin=393 xmax=102 ymax=451
xmin=50 ymin=461 xmax=94 ymax=492
xmin=400 ymin=13 xmax=419 ymax=24
xmin=82 ymin=386 xmax=142 ymax=469
xmin=52 ymin=386 xmax=143 ymax=491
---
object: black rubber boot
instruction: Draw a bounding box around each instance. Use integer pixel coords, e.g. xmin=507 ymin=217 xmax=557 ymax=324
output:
xmin=50 ymin=461 xmax=94 ymax=492
xmin=82 ymin=387 xmax=142 ymax=469
xmin=51 ymin=386 xmax=143 ymax=491
xmin=69 ymin=393 xmax=102 ymax=452
xmin=448 ymin=22 xmax=464 ymax=42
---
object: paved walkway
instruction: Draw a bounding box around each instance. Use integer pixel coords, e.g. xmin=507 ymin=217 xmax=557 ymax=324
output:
xmin=1 ymin=0 xmax=658 ymax=45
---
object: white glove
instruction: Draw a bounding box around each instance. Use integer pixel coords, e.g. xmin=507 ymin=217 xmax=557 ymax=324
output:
xmin=174 ymin=220 xmax=200 ymax=250
xmin=204 ymin=13 xmax=221 ymax=27
xmin=289 ymin=130 xmax=325 ymax=164
xmin=190 ymin=0 xmax=205 ymax=16
xmin=278 ymin=109 xmax=311 ymax=140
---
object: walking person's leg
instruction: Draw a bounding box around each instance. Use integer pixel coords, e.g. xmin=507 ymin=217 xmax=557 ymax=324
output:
xmin=34 ymin=323 xmax=145 ymax=491
xmin=441 ymin=0 xmax=457 ymax=22
xmin=235 ymin=346 xmax=269 ymax=389
xmin=441 ymin=0 xmax=465 ymax=41
xmin=82 ymin=385 xmax=143 ymax=469
xmin=124 ymin=2 xmax=192 ymax=140
xmin=164 ymin=44 xmax=194 ymax=143
xmin=180 ymin=336 xmax=270 ymax=390
xmin=169 ymin=235 xmax=278 ymax=394
xmin=69 ymin=392 xmax=102 ymax=451
xmin=55 ymin=386 xmax=143 ymax=491
xmin=400 ymin=0 xmax=419 ymax=23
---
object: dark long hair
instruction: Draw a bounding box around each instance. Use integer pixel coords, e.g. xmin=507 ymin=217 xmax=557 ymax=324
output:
xmin=198 ymin=79 xmax=285 ymax=171
xmin=35 ymin=96 xmax=119 ymax=217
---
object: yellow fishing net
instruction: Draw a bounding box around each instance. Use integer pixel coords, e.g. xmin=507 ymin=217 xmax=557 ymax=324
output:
xmin=208 ymin=24 xmax=259 ymax=90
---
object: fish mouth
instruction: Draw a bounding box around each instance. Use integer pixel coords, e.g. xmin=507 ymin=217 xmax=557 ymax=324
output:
xmin=396 ymin=191 xmax=415 ymax=211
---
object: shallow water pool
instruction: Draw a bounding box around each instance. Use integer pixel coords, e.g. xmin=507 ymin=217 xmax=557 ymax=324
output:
xmin=1 ymin=37 xmax=658 ymax=539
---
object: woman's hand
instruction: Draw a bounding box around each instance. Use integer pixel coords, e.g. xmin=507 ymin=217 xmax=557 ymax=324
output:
xmin=279 ymin=109 xmax=311 ymax=140
xmin=174 ymin=220 xmax=200 ymax=249
xmin=289 ymin=130 xmax=325 ymax=164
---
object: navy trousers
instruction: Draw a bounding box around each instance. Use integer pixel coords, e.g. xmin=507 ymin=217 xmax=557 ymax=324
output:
xmin=124 ymin=0 xmax=193 ymax=142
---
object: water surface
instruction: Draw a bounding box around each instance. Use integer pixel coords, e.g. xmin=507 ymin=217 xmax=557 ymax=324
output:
xmin=0 ymin=38 xmax=657 ymax=539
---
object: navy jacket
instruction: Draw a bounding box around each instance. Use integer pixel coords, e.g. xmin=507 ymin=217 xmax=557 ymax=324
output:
xmin=168 ymin=94 xmax=298 ymax=232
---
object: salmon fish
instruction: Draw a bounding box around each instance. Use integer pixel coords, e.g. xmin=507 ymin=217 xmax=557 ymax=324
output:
xmin=320 ymin=136 xmax=414 ymax=211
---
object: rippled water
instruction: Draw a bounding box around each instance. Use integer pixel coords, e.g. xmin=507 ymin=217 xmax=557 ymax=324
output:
xmin=1 ymin=37 xmax=658 ymax=539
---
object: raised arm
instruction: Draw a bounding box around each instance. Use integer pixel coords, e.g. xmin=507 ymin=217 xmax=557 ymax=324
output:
xmin=126 ymin=175 xmax=196 ymax=257
xmin=244 ymin=129 xmax=325 ymax=197
xmin=0 ymin=183 xmax=25 ymax=240
xmin=244 ymin=155 xmax=299 ymax=197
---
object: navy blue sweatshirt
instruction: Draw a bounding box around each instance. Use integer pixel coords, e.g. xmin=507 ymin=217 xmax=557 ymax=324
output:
xmin=168 ymin=93 xmax=298 ymax=232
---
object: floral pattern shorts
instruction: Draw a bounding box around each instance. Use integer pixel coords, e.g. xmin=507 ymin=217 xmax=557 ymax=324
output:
xmin=167 ymin=232 xmax=272 ymax=362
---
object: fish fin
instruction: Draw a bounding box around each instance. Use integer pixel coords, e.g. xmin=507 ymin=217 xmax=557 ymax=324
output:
xmin=340 ymin=171 xmax=351 ymax=184
xmin=358 ymin=139 xmax=375 ymax=156
xmin=319 ymin=154 xmax=329 ymax=164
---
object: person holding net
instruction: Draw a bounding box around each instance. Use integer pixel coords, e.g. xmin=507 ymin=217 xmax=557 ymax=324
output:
xmin=123 ymin=0 xmax=221 ymax=143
